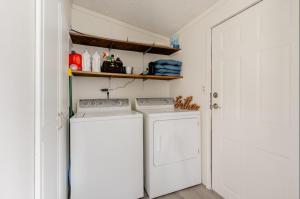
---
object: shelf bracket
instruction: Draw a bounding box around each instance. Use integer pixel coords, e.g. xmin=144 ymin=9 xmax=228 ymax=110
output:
xmin=109 ymin=42 xmax=113 ymax=52
xmin=143 ymin=42 xmax=155 ymax=54
xmin=144 ymin=46 xmax=153 ymax=54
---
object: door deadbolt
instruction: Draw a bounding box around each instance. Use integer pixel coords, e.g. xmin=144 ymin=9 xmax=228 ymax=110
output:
xmin=213 ymin=92 xmax=218 ymax=98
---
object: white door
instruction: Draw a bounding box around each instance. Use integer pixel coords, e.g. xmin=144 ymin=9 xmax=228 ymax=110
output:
xmin=212 ymin=0 xmax=299 ymax=199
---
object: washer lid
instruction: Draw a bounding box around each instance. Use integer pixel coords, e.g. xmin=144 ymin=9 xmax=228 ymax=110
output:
xmin=70 ymin=111 xmax=142 ymax=123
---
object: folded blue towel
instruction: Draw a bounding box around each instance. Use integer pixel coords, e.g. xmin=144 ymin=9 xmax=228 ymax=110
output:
xmin=154 ymin=64 xmax=181 ymax=71
xmin=155 ymin=68 xmax=181 ymax=74
xmin=154 ymin=72 xmax=181 ymax=76
xmin=153 ymin=59 xmax=182 ymax=66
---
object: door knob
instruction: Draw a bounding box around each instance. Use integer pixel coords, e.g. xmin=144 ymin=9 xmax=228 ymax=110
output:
xmin=210 ymin=103 xmax=220 ymax=109
xmin=213 ymin=92 xmax=218 ymax=98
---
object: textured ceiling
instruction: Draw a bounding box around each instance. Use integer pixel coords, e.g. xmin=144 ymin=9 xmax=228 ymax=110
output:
xmin=73 ymin=0 xmax=219 ymax=37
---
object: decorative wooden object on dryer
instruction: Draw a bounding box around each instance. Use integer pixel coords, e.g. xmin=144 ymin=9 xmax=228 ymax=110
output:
xmin=175 ymin=96 xmax=200 ymax=111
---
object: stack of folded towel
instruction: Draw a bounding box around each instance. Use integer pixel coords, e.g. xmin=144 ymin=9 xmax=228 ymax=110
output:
xmin=148 ymin=59 xmax=182 ymax=76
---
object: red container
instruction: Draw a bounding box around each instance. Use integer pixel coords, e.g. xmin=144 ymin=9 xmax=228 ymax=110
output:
xmin=69 ymin=51 xmax=82 ymax=71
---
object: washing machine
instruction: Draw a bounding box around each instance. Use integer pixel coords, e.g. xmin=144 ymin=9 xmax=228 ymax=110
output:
xmin=135 ymin=98 xmax=201 ymax=199
xmin=70 ymin=98 xmax=143 ymax=199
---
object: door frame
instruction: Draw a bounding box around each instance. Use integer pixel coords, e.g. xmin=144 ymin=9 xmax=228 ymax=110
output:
xmin=208 ymin=0 xmax=263 ymax=190
xmin=35 ymin=0 xmax=43 ymax=198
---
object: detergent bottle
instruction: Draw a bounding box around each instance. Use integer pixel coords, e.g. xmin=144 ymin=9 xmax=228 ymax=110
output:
xmin=82 ymin=49 xmax=91 ymax=72
xmin=92 ymin=51 xmax=101 ymax=72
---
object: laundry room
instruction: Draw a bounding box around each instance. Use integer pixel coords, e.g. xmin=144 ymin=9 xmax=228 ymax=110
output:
xmin=1 ymin=0 xmax=299 ymax=199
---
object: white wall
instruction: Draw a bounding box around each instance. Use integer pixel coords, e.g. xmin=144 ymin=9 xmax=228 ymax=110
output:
xmin=170 ymin=0 xmax=299 ymax=188
xmin=72 ymin=5 xmax=169 ymax=45
xmin=0 ymin=0 xmax=35 ymax=199
xmin=71 ymin=5 xmax=172 ymax=110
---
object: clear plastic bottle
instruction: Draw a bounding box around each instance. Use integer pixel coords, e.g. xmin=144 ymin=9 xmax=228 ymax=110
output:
xmin=82 ymin=49 xmax=91 ymax=71
xmin=92 ymin=51 xmax=101 ymax=72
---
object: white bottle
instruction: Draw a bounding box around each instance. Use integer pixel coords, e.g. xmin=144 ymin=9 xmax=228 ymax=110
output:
xmin=82 ymin=49 xmax=91 ymax=71
xmin=92 ymin=51 xmax=101 ymax=72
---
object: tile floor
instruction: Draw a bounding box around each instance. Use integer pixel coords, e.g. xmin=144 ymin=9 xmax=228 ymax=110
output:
xmin=143 ymin=184 xmax=223 ymax=199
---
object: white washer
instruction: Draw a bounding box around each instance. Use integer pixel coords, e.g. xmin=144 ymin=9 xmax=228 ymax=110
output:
xmin=70 ymin=99 xmax=144 ymax=199
xmin=135 ymin=98 xmax=201 ymax=199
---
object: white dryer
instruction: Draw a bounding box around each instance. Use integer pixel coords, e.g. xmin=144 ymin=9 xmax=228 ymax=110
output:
xmin=135 ymin=98 xmax=201 ymax=199
xmin=70 ymin=99 xmax=143 ymax=199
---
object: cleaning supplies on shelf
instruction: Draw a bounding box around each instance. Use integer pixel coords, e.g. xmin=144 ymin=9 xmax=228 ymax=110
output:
xmin=125 ymin=66 xmax=133 ymax=74
xmin=101 ymin=53 xmax=125 ymax=73
xmin=170 ymin=34 xmax=180 ymax=49
xmin=102 ymin=51 xmax=109 ymax=60
xmin=148 ymin=59 xmax=182 ymax=76
xmin=69 ymin=51 xmax=82 ymax=71
xmin=92 ymin=51 xmax=101 ymax=72
xmin=82 ymin=49 xmax=91 ymax=72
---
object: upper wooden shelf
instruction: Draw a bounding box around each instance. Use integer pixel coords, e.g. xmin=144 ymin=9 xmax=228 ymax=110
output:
xmin=72 ymin=71 xmax=183 ymax=80
xmin=70 ymin=32 xmax=181 ymax=55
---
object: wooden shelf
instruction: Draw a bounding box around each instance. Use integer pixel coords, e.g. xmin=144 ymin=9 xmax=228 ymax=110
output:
xmin=70 ymin=32 xmax=180 ymax=55
xmin=72 ymin=71 xmax=183 ymax=80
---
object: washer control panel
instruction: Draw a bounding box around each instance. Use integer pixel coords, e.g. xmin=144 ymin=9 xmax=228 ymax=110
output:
xmin=135 ymin=98 xmax=174 ymax=109
xmin=77 ymin=99 xmax=130 ymax=112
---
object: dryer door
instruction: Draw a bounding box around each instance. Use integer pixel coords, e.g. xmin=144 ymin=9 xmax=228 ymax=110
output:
xmin=153 ymin=117 xmax=200 ymax=166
